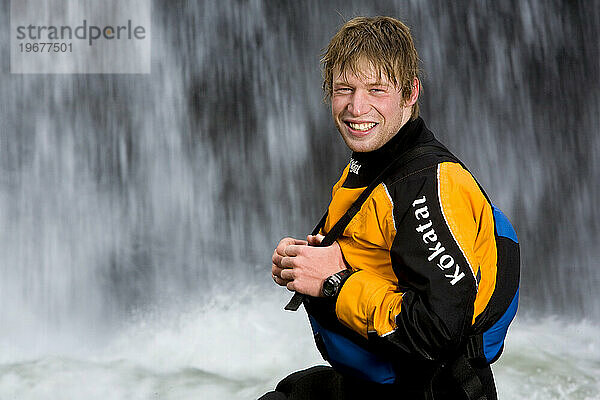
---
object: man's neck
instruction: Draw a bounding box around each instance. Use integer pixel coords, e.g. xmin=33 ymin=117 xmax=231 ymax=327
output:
xmin=343 ymin=117 xmax=429 ymax=188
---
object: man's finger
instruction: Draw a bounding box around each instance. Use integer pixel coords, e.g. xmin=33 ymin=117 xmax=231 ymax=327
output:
xmin=276 ymin=237 xmax=308 ymax=253
xmin=273 ymin=275 xmax=290 ymax=287
xmin=272 ymin=252 xmax=283 ymax=266
xmin=284 ymin=244 xmax=304 ymax=257
xmin=276 ymin=241 xmax=290 ymax=256
xmin=286 ymin=280 xmax=296 ymax=292
xmin=307 ymin=234 xmax=325 ymax=246
xmin=276 ymin=238 xmax=308 ymax=256
xmin=280 ymin=267 xmax=295 ymax=281
xmin=280 ymin=256 xmax=296 ymax=269
xmin=273 ymin=263 xmax=291 ymax=276
xmin=276 ymin=237 xmax=297 ymax=255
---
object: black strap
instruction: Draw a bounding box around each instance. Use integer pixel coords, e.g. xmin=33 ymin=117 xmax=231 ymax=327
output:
xmin=450 ymin=354 xmax=488 ymax=400
xmin=284 ymin=144 xmax=447 ymax=311
xmin=466 ymin=334 xmax=485 ymax=362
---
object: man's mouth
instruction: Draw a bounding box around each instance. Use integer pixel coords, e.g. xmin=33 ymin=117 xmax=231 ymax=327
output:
xmin=345 ymin=121 xmax=378 ymax=132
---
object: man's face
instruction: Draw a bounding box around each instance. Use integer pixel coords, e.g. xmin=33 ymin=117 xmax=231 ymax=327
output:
xmin=331 ymin=59 xmax=416 ymax=153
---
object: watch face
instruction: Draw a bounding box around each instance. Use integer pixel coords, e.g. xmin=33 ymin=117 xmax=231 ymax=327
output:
xmin=322 ymin=277 xmax=338 ymax=297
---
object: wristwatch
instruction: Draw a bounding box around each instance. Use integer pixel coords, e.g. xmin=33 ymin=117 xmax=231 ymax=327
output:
xmin=322 ymin=269 xmax=354 ymax=297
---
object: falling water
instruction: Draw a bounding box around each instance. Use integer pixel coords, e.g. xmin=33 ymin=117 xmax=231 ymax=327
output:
xmin=0 ymin=1 xmax=598 ymax=399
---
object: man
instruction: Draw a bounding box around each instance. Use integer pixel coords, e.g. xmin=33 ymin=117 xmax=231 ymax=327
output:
xmin=264 ymin=16 xmax=510 ymax=400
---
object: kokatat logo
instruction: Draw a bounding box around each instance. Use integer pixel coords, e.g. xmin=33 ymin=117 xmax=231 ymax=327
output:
xmin=349 ymin=158 xmax=362 ymax=175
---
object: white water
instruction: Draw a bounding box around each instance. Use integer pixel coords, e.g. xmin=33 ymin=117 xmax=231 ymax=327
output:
xmin=1 ymin=288 xmax=598 ymax=400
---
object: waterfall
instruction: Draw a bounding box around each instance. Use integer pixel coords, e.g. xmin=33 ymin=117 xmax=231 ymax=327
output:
xmin=1 ymin=0 xmax=598 ymax=352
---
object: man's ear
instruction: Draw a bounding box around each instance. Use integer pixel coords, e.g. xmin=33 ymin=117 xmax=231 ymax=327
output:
xmin=405 ymin=77 xmax=420 ymax=107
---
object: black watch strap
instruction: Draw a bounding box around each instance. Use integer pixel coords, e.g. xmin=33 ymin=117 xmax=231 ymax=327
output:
xmin=336 ymin=268 xmax=353 ymax=286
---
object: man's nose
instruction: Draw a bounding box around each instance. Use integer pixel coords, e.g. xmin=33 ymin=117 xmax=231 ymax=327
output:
xmin=347 ymin=90 xmax=369 ymax=116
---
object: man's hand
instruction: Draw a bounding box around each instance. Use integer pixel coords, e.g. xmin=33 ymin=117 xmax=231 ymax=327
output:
xmin=271 ymin=237 xmax=307 ymax=288
xmin=271 ymin=235 xmax=347 ymax=297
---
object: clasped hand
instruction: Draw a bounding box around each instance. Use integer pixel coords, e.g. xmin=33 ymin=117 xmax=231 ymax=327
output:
xmin=271 ymin=235 xmax=347 ymax=297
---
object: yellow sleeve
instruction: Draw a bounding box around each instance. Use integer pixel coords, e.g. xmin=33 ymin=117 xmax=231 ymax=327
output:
xmin=335 ymin=270 xmax=403 ymax=338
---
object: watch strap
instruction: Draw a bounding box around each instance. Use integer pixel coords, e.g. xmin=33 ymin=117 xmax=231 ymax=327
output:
xmin=336 ymin=268 xmax=353 ymax=287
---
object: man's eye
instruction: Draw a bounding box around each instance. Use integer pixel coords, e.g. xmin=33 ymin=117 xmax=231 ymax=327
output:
xmin=370 ymin=88 xmax=385 ymax=93
xmin=335 ymin=87 xmax=352 ymax=93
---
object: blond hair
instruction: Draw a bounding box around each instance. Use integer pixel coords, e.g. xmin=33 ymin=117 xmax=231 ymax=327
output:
xmin=321 ymin=16 xmax=421 ymax=119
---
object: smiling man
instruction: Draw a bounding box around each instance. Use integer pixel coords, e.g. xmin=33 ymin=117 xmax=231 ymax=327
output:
xmin=331 ymin=58 xmax=418 ymax=153
xmin=262 ymin=16 xmax=519 ymax=400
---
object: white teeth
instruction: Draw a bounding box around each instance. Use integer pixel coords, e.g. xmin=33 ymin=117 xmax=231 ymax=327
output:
xmin=348 ymin=122 xmax=376 ymax=131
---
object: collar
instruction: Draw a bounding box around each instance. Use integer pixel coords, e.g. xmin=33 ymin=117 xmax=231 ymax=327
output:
xmin=343 ymin=117 xmax=433 ymax=188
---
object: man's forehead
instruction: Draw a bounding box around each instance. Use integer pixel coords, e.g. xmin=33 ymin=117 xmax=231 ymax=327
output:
xmin=333 ymin=61 xmax=393 ymax=86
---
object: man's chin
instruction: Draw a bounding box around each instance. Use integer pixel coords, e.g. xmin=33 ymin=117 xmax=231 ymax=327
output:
xmin=341 ymin=135 xmax=379 ymax=153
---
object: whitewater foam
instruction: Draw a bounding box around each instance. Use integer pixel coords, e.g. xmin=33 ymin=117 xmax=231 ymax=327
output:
xmin=1 ymin=288 xmax=599 ymax=400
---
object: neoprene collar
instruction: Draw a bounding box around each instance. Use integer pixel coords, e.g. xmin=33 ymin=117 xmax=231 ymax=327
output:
xmin=343 ymin=117 xmax=434 ymax=188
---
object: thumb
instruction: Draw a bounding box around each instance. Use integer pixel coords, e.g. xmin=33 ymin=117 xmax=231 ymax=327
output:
xmin=307 ymin=234 xmax=325 ymax=246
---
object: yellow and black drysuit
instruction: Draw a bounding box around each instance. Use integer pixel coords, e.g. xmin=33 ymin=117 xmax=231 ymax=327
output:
xmin=299 ymin=117 xmax=515 ymax=399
